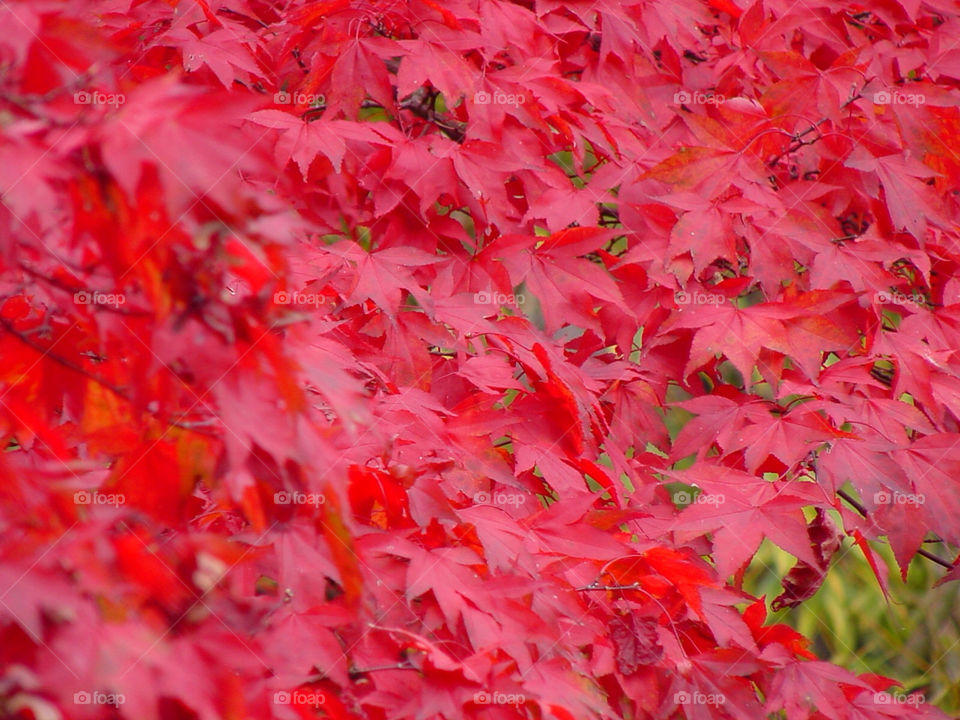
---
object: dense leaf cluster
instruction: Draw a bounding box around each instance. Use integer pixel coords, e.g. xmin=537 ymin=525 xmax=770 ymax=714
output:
xmin=1 ymin=0 xmax=959 ymax=718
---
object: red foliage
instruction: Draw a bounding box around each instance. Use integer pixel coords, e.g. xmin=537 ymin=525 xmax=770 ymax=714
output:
xmin=0 ymin=0 xmax=958 ymax=718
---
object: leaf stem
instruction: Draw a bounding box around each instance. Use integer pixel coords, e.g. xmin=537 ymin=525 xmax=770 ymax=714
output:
xmin=836 ymin=489 xmax=955 ymax=569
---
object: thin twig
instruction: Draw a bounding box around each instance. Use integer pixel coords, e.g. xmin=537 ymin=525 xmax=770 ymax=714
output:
xmin=0 ymin=316 xmax=220 ymax=437
xmin=18 ymin=265 xmax=151 ymax=317
xmin=576 ymin=582 xmax=642 ymax=591
xmin=349 ymin=662 xmax=415 ymax=675
xmin=766 ymin=89 xmax=865 ymax=167
xmin=298 ymin=92 xmax=467 ymax=142
xmin=836 ymin=488 xmax=954 ymax=569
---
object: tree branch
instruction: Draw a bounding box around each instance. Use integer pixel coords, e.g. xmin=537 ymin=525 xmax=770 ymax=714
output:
xmin=0 ymin=316 xmax=220 ymax=437
xmin=837 ymin=488 xmax=955 ymax=570
xmin=299 ymin=91 xmax=467 ymax=143
xmin=766 ymin=88 xmax=865 ymax=168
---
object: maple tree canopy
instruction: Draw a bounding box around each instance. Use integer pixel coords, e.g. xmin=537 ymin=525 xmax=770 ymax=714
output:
xmin=1 ymin=0 xmax=959 ymax=718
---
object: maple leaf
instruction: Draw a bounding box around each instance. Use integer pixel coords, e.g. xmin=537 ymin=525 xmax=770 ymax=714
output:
xmin=167 ymin=26 xmax=263 ymax=90
xmin=772 ymin=508 xmax=843 ymax=611
xmin=2 ymin=1 xmax=958 ymax=719
xmin=247 ymin=110 xmax=398 ymax=178
xmin=670 ymin=467 xmax=822 ymax=578
xmin=609 ymin=614 xmax=663 ymax=673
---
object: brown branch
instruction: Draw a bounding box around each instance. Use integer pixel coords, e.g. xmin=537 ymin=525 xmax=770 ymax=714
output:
xmin=575 ymin=582 xmax=641 ymax=591
xmin=767 ymin=88 xmax=865 ymax=168
xmin=17 ymin=265 xmax=152 ymax=317
xmin=0 ymin=316 xmax=220 ymax=438
xmin=1 ymin=73 xmax=100 ymax=121
xmin=918 ymin=550 xmax=955 ymax=569
xmin=397 ymin=90 xmax=466 ymax=143
xmin=837 ymin=489 xmax=955 ymax=570
xmin=599 ymin=207 xmax=621 ymax=226
xmin=348 ymin=662 xmax=415 ymax=676
xmin=216 ymin=7 xmax=270 ymax=28
xmin=299 ymin=91 xmax=467 ymax=143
